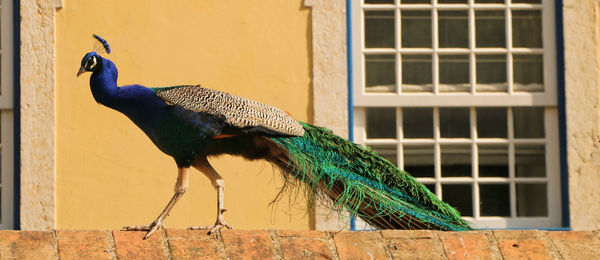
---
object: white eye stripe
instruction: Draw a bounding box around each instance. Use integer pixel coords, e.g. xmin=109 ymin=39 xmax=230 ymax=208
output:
xmin=88 ymin=56 xmax=97 ymax=69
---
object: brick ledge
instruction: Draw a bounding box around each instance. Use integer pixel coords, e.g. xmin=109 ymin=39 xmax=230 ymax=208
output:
xmin=0 ymin=229 xmax=598 ymax=259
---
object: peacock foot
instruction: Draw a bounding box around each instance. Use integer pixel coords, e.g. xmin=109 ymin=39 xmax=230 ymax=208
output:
xmin=188 ymin=220 xmax=233 ymax=235
xmin=122 ymin=221 xmax=165 ymax=239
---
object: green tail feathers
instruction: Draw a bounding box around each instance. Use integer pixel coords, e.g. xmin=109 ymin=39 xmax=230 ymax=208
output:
xmin=271 ymin=122 xmax=471 ymax=231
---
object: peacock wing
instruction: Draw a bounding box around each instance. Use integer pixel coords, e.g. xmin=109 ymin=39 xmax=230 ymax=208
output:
xmin=151 ymin=85 xmax=305 ymax=136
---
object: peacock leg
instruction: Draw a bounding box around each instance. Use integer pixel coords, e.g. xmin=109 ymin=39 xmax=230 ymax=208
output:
xmin=189 ymin=157 xmax=233 ymax=234
xmin=123 ymin=167 xmax=189 ymax=239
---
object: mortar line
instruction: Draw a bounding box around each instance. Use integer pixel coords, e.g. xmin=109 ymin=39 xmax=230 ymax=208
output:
xmin=106 ymin=230 xmax=118 ymax=260
xmin=51 ymin=230 xmax=59 ymax=260
xmin=268 ymin=229 xmax=284 ymax=260
xmin=160 ymin=229 xmax=173 ymax=260
xmin=325 ymin=231 xmax=340 ymax=260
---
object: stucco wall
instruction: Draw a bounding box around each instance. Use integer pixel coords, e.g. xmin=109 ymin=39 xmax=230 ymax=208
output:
xmin=563 ymin=0 xmax=600 ymax=230
xmin=55 ymin=1 xmax=312 ymax=230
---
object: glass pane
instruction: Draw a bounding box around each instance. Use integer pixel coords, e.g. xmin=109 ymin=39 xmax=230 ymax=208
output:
xmin=512 ymin=10 xmax=542 ymax=48
xmin=516 ymin=183 xmax=547 ymax=216
xmin=365 ymin=0 xmax=394 ymax=3
xmin=515 ymin=144 xmax=546 ymax=177
xmin=402 ymin=11 xmax=432 ymax=48
xmin=439 ymin=55 xmax=470 ymax=92
xmin=476 ymin=11 xmax=506 ymax=48
xmin=440 ymin=107 xmax=470 ymax=138
xmin=441 ymin=145 xmax=471 ymax=177
xmin=478 ymin=144 xmax=508 ymax=177
xmin=402 ymin=108 xmax=433 ymax=138
xmin=475 ymin=0 xmax=503 ymax=3
xmin=512 ymin=0 xmax=541 ymax=3
xmin=476 ymin=107 xmax=507 ymax=138
xmin=402 ymin=55 xmax=433 ymax=92
xmin=442 ymin=184 xmax=473 ymax=216
xmin=513 ymin=107 xmax=544 ymax=138
xmin=366 ymin=107 xmax=397 ymax=138
xmin=439 ymin=0 xmax=467 ymax=3
xmin=514 ymin=55 xmax=544 ymax=92
xmin=404 ymin=145 xmax=434 ymax=178
xmin=365 ymin=11 xmax=395 ymax=48
xmin=438 ymin=11 xmax=468 ymax=48
xmin=480 ymin=184 xmax=510 ymax=216
xmin=366 ymin=54 xmax=396 ymax=93
xmin=476 ymin=55 xmax=507 ymax=92
xmin=401 ymin=0 xmax=430 ymax=4
xmin=370 ymin=144 xmax=398 ymax=166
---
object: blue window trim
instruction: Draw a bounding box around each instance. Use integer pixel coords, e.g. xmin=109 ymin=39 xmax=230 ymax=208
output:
xmin=347 ymin=0 xmax=569 ymax=231
xmin=346 ymin=0 xmax=356 ymax=231
xmin=554 ymin=0 xmax=570 ymax=229
xmin=13 ymin=0 xmax=21 ymax=230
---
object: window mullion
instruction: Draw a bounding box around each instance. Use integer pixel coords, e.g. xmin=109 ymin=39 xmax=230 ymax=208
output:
xmin=508 ymin=107 xmax=517 ymax=218
xmin=434 ymin=107 xmax=442 ymax=199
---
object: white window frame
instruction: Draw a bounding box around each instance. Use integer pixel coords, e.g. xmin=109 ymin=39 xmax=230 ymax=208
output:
xmin=0 ymin=0 xmax=15 ymax=229
xmin=352 ymin=0 xmax=561 ymax=229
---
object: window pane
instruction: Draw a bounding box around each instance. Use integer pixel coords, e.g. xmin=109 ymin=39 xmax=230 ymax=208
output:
xmin=366 ymin=54 xmax=396 ymax=93
xmin=513 ymin=107 xmax=544 ymax=138
xmin=476 ymin=11 xmax=506 ymax=48
xmin=514 ymin=54 xmax=544 ymax=92
xmin=512 ymin=0 xmax=541 ymax=3
xmin=439 ymin=55 xmax=470 ymax=92
xmin=404 ymin=145 xmax=434 ymax=178
xmin=440 ymin=107 xmax=470 ymax=138
xmin=402 ymin=108 xmax=433 ymax=138
xmin=402 ymin=55 xmax=433 ymax=92
xmin=516 ymin=183 xmax=547 ymax=216
xmin=365 ymin=11 xmax=395 ymax=48
xmin=439 ymin=11 xmax=468 ymax=48
xmin=401 ymin=0 xmax=430 ymax=4
xmin=402 ymin=11 xmax=432 ymax=48
xmin=366 ymin=107 xmax=397 ymax=138
xmin=515 ymin=144 xmax=545 ymax=177
xmin=477 ymin=107 xmax=507 ymax=138
xmin=475 ymin=0 xmax=503 ymax=3
xmin=370 ymin=144 xmax=398 ymax=166
xmin=365 ymin=0 xmax=394 ymax=3
xmin=439 ymin=0 xmax=467 ymax=3
xmin=478 ymin=144 xmax=508 ymax=178
xmin=441 ymin=145 xmax=471 ymax=177
xmin=476 ymin=55 xmax=507 ymax=92
xmin=442 ymin=184 xmax=473 ymax=216
xmin=512 ymin=10 xmax=542 ymax=48
xmin=480 ymin=184 xmax=510 ymax=216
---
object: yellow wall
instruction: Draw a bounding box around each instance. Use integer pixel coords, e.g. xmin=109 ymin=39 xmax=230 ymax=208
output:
xmin=56 ymin=1 xmax=312 ymax=229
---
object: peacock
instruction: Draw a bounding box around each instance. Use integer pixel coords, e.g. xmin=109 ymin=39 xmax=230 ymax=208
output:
xmin=77 ymin=34 xmax=471 ymax=239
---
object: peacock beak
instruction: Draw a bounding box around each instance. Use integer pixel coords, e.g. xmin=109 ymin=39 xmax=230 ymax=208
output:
xmin=77 ymin=67 xmax=86 ymax=77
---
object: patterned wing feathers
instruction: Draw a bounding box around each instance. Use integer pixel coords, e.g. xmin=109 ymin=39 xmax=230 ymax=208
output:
xmin=154 ymin=85 xmax=305 ymax=136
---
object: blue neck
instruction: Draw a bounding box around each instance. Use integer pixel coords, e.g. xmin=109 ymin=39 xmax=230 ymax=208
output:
xmin=89 ymin=57 xmax=119 ymax=108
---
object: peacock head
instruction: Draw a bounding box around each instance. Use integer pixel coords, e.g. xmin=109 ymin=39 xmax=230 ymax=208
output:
xmin=77 ymin=34 xmax=111 ymax=77
xmin=77 ymin=52 xmax=100 ymax=76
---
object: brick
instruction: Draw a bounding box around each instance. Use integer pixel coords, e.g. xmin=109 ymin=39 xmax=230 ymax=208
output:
xmin=0 ymin=231 xmax=56 ymax=259
xmin=381 ymin=230 xmax=444 ymax=260
xmin=494 ymin=230 xmax=556 ymax=260
xmin=276 ymin=230 xmax=331 ymax=259
xmin=221 ymin=229 xmax=275 ymax=259
xmin=112 ymin=230 xmax=168 ymax=259
xmin=547 ymin=231 xmax=600 ymax=259
xmin=276 ymin=230 xmax=327 ymax=238
xmin=56 ymin=230 xmax=112 ymax=260
xmin=334 ymin=231 xmax=388 ymax=259
xmin=166 ymin=229 xmax=223 ymax=259
xmin=438 ymin=231 xmax=499 ymax=260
